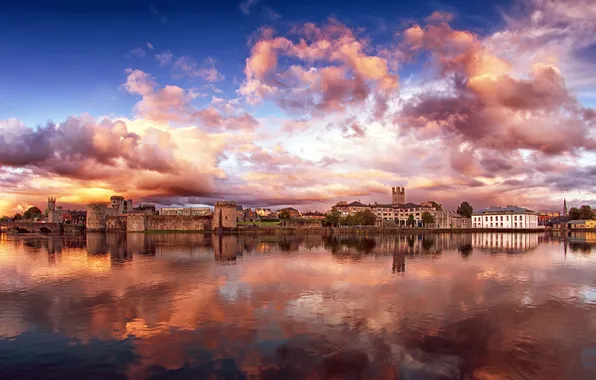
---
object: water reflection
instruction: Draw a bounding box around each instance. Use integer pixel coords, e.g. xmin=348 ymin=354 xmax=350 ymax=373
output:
xmin=0 ymin=232 xmax=595 ymax=379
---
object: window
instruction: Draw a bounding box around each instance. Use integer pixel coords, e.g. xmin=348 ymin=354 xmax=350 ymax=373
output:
xmin=506 ymin=216 xmax=509 ymax=221
xmin=514 ymin=222 xmax=517 ymax=228
xmin=490 ymin=216 xmax=493 ymax=221
xmin=501 ymin=223 xmax=503 ymax=227
xmin=500 ymin=216 xmax=503 ymax=221
xmin=485 ymin=216 xmax=488 ymax=221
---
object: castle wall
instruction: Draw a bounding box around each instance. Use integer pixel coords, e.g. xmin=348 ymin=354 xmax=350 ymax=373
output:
xmin=86 ymin=204 xmax=114 ymax=232
xmin=212 ymin=202 xmax=238 ymax=230
xmin=146 ymin=215 xmax=212 ymax=231
xmin=126 ymin=214 xmax=147 ymax=232
xmin=106 ymin=216 xmax=127 ymax=232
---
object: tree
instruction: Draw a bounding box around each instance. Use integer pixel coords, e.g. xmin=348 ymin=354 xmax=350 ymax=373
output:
xmin=407 ymin=214 xmax=416 ymax=227
xmin=324 ymin=208 xmax=341 ymax=227
xmin=568 ymin=207 xmax=580 ymax=220
xmin=457 ymin=201 xmax=474 ymax=218
xmin=578 ymin=205 xmax=594 ymax=220
xmin=421 ymin=211 xmax=436 ymax=227
xmin=23 ymin=206 xmax=42 ymax=220
xmin=12 ymin=213 xmax=22 ymax=221
xmin=359 ymin=209 xmax=377 ymax=226
xmin=430 ymin=201 xmax=443 ymax=210
xmin=279 ymin=210 xmax=291 ymax=220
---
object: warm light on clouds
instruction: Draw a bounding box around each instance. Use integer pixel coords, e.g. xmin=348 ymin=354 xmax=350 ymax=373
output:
xmin=1 ymin=0 xmax=596 ymax=214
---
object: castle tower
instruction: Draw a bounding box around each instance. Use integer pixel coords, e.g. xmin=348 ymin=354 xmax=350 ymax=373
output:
xmin=392 ymin=187 xmax=405 ymax=205
xmin=110 ymin=196 xmax=126 ymax=215
xmin=48 ymin=197 xmax=56 ymax=211
xmin=563 ymin=199 xmax=568 ymax=217
xmin=212 ymin=201 xmax=238 ymax=231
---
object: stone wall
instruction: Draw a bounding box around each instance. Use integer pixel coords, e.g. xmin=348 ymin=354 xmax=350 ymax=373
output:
xmin=212 ymin=201 xmax=238 ymax=230
xmin=106 ymin=216 xmax=127 ymax=232
xmin=146 ymin=215 xmax=212 ymax=231
xmin=86 ymin=204 xmax=114 ymax=232
xmin=126 ymin=214 xmax=146 ymax=232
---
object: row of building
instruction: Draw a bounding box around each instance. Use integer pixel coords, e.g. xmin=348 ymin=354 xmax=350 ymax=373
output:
xmin=333 ymin=187 xmax=543 ymax=230
xmin=38 ymin=186 xmax=582 ymax=232
xmin=332 ymin=200 xmax=471 ymax=228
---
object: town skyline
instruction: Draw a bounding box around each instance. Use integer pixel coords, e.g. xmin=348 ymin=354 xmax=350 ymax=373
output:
xmin=1 ymin=0 xmax=596 ymax=216
xmin=0 ymin=186 xmax=579 ymax=219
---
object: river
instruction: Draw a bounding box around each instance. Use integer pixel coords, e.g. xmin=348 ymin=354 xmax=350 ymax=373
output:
xmin=1 ymin=232 xmax=595 ymax=379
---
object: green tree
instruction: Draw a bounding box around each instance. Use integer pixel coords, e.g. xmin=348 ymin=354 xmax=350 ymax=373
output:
xmin=421 ymin=211 xmax=436 ymax=227
xmin=568 ymin=207 xmax=580 ymax=220
xmin=12 ymin=213 xmax=22 ymax=221
xmin=23 ymin=206 xmax=42 ymax=220
xmin=324 ymin=208 xmax=341 ymax=227
xmin=457 ymin=201 xmax=474 ymax=218
xmin=279 ymin=210 xmax=291 ymax=220
xmin=407 ymin=214 xmax=416 ymax=227
xmin=358 ymin=209 xmax=377 ymax=226
xmin=341 ymin=214 xmax=358 ymax=226
xmin=578 ymin=205 xmax=594 ymax=220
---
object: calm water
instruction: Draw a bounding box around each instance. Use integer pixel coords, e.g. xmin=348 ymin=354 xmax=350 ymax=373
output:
xmin=1 ymin=232 xmax=596 ymax=379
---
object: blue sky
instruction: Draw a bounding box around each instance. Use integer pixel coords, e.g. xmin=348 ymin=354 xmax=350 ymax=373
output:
xmin=0 ymin=0 xmax=512 ymax=126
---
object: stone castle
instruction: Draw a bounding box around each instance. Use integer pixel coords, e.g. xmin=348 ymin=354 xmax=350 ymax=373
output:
xmin=86 ymin=196 xmax=237 ymax=232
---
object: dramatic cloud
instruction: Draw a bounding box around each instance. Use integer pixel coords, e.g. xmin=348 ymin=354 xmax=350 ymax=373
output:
xmin=2 ymin=1 xmax=596 ymax=215
xmin=398 ymin=16 xmax=596 ymax=162
xmin=122 ymin=69 xmax=255 ymax=131
xmin=239 ymin=19 xmax=398 ymax=121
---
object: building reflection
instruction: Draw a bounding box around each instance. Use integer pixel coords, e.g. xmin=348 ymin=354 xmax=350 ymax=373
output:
xmin=86 ymin=233 xmax=108 ymax=255
xmin=213 ymin=234 xmax=241 ymax=261
xmin=392 ymin=250 xmax=405 ymax=273
xmin=471 ymin=232 xmax=541 ymax=253
xmin=549 ymin=231 xmax=595 ymax=255
xmin=107 ymin=233 xmax=131 ymax=264
xmin=325 ymin=234 xmax=475 ymax=259
xmin=1 ymin=232 xmax=595 ymax=380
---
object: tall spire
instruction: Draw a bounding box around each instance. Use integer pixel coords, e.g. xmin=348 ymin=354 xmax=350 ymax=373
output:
xmin=563 ymin=199 xmax=568 ymax=217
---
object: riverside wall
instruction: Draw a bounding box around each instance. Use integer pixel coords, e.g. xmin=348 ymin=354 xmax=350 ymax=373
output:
xmin=106 ymin=216 xmax=127 ymax=232
xmin=146 ymin=215 xmax=212 ymax=231
xmin=236 ymin=226 xmax=547 ymax=235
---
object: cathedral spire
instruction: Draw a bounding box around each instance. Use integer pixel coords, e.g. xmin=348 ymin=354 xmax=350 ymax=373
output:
xmin=563 ymin=199 xmax=568 ymax=217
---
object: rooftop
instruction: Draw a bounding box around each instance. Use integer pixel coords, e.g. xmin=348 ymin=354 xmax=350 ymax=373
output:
xmin=567 ymin=220 xmax=594 ymax=224
xmin=473 ymin=206 xmax=536 ymax=215
xmin=347 ymin=201 xmax=367 ymax=207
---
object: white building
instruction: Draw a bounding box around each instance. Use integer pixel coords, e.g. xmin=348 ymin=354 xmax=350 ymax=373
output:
xmin=472 ymin=206 xmax=540 ymax=229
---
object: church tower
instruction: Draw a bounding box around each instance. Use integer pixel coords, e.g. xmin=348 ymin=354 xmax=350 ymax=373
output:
xmin=392 ymin=187 xmax=405 ymax=205
xmin=563 ymin=199 xmax=567 ymax=217
xmin=48 ymin=197 xmax=56 ymax=211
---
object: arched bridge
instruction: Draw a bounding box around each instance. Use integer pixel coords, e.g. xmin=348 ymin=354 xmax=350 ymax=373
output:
xmin=0 ymin=221 xmax=61 ymax=233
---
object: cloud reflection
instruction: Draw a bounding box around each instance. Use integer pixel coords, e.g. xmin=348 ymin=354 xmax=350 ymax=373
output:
xmin=0 ymin=232 xmax=595 ymax=379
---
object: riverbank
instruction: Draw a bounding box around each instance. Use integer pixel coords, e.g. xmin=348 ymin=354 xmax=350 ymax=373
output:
xmin=235 ymin=226 xmax=548 ymax=235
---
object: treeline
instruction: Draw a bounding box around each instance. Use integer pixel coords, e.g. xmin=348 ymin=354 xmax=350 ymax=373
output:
xmin=568 ymin=205 xmax=594 ymax=220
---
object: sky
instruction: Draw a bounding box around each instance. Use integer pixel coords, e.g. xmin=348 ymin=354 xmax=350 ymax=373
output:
xmin=1 ymin=0 xmax=596 ymax=215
